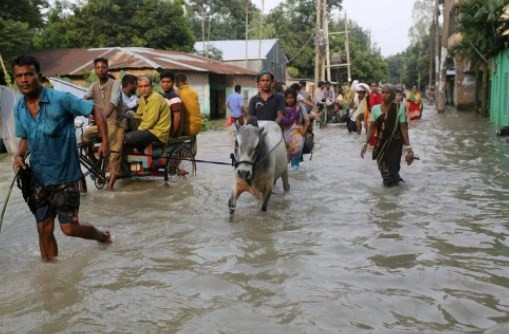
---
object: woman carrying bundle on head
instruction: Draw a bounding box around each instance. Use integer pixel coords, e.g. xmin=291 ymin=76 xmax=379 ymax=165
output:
xmin=282 ymin=88 xmax=310 ymax=171
xmin=361 ymin=84 xmax=415 ymax=187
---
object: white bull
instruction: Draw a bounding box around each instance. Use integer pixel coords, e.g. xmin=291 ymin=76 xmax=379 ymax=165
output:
xmin=228 ymin=121 xmax=290 ymax=218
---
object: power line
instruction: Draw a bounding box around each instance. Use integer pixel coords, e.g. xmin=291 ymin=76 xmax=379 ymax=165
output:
xmin=269 ymin=33 xmax=315 ymax=72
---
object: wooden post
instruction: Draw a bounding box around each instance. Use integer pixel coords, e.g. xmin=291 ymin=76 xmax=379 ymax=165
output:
xmin=324 ymin=0 xmax=331 ymax=81
xmin=344 ymin=13 xmax=352 ymax=82
xmin=245 ymin=0 xmax=249 ymax=69
xmin=434 ymin=0 xmax=440 ymax=103
xmin=314 ymin=0 xmax=322 ymax=90
xmin=258 ymin=0 xmax=264 ymax=60
xmin=201 ymin=1 xmax=206 ymax=57
xmin=437 ymin=0 xmax=450 ymax=113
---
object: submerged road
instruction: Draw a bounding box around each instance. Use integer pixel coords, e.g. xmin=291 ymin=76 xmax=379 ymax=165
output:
xmin=1 ymin=106 xmax=509 ymax=333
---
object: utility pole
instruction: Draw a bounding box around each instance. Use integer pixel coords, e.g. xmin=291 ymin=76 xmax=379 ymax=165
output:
xmin=321 ymin=0 xmax=327 ymax=81
xmin=344 ymin=12 xmax=352 ymax=83
xmin=434 ymin=0 xmax=440 ymax=105
xmin=417 ymin=48 xmax=422 ymax=90
xmin=324 ymin=0 xmax=331 ymax=81
xmin=258 ymin=0 xmax=264 ymax=60
xmin=245 ymin=0 xmax=249 ymax=69
xmin=314 ymin=0 xmax=322 ymax=90
xmin=437 ymin=0 xmax=450 ymax=113
xmin=428 ymin=17 xmax=434 ymax=90
xmin=201 ymin=1 xmax=206 ymax=57
xmin=328 ymin=14 xmax=351 ymax=82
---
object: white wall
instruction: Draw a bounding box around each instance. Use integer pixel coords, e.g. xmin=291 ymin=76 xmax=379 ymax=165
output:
xmin=0 ymin=86 xmax=21 ymax=154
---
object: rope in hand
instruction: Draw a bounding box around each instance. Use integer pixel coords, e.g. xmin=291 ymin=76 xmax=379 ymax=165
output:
xmin=0 ymin=153 xmax=30 ymax=234
xmin=0 ymin=169 xmax=20 ymax=234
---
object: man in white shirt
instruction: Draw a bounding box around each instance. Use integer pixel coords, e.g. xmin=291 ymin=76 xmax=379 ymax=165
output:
xmin=314 ymin=80 xmax=325 ymax=104
xmin=323 ymin=81 xmax=335 ymax=104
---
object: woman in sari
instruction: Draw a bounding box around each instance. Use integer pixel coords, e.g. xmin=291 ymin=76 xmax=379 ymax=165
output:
xmin=407 ymin=86 xmax=422 ymax=120
xmin=361 ymin=84 xmax=413 ymax=187
xmin=282 ymin=88 xmax=310 ymax=171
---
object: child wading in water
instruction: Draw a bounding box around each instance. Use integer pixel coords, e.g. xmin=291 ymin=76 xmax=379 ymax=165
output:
xmin=282 ymin=88 xmax=310 ymax=170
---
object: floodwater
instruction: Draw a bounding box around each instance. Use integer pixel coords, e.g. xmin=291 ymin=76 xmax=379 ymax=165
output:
xmin=1 ymin=106 xmax=509 ymax=333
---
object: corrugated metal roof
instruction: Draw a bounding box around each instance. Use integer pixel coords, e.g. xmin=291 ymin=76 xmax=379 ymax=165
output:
xmin=194 ymin=39 xmax=279 ymax=61
xmin=26 ymin=47 xmax=257 ymax=77
xmin=48 ymin=77 xmax=87 ymax=98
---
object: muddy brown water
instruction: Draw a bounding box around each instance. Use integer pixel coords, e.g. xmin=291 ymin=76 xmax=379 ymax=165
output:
xmin=1 ymin=106 xmax=509 ymax=333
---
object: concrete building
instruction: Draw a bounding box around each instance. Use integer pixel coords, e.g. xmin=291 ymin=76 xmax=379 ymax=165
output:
xmin=194 ymin=39 xmax=288 ymax=84
xmin=442 ymin=0 xmax=477 ymax=110
xmin=26 ymin=47 xmax=257 ymax=119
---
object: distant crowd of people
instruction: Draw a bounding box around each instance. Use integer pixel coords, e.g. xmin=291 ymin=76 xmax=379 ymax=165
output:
xmin=226 ymin=73 xmax=422 ymax=174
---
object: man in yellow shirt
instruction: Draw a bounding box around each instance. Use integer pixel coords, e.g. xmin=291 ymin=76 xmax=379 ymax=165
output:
xmin=125 ymin=76 xmax=171 ymax=151
xmin=175 ymin=73 xmax=201 ymax=136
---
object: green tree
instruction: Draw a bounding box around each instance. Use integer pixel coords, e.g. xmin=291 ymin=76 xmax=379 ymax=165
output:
xmin=35 ymin=0 xmax=195 ymax=51
xmin=33 ymin=1 xmax=80 ymax=49
xmin=0 ymin=0 xmax=47 ymax=63
xmin=187 ymin=0 xmax=259 ymax=44
xmin=385 ymin=0 xmax=437 ymax=89
xmin=386 ymin=35 xmax=433 ymax=89
xmin=0 ymin=0 xmax=48 ymax=29
xmin=187 ymin=0 xmax=210 ymax=48
xmin=409 ymin=0 xmax=435 ymax=44
xmin=386 ymin=53 xmax=406 ymax=84
xmin=451 ymin=0 xmax=509 ymax=115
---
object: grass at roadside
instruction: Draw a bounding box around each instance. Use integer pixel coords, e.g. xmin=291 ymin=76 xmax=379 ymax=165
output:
xmin=201 ymin=117 xmax=227 ymax=132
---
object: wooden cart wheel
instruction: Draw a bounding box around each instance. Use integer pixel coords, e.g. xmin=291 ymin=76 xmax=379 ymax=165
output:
xmin=166 ymin=146 xmax=196 ymax=180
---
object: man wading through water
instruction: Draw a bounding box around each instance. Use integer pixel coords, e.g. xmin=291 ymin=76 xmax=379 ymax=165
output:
xmin=12 ymin=55 xmax=111 ymax=261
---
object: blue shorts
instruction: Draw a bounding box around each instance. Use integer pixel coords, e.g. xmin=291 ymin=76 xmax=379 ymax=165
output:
xmin=32 ymin=180 xmax=81 ymax=224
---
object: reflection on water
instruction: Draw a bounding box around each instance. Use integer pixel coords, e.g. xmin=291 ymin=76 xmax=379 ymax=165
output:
xmin=1 ymin=106 xmax=509 ymax=333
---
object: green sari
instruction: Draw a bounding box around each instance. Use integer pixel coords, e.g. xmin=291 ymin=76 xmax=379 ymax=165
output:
xmin=372 ymin=103 xmax=404 ymax=187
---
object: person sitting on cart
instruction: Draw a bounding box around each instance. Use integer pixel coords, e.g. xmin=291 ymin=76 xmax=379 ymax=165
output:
xmin=313 ymin=81 xmax=325 ymax=120
xmin=331 ymin=102 xmax=344 ymax=122
xmin=175 ymin=73 xmax=202 ymax=137
xmin=160 ymin=69 xmax=183 ymax=138
xmin=124 ymin=76 xmax=171 ymax=152
xmin=313 ymin=80 xmax=325 ymax=106
xmin=290 ymin=83 xmax=315 ymax=115
xmin=324 ymin=81 xmax=335 ymax=105
xmin=347 ymin=83 xmax=370 ymax=135
xmin=121 ymin=74 xmax=139 ymax=115
xmin=100 ymin=74 xmax=139 ymax=190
